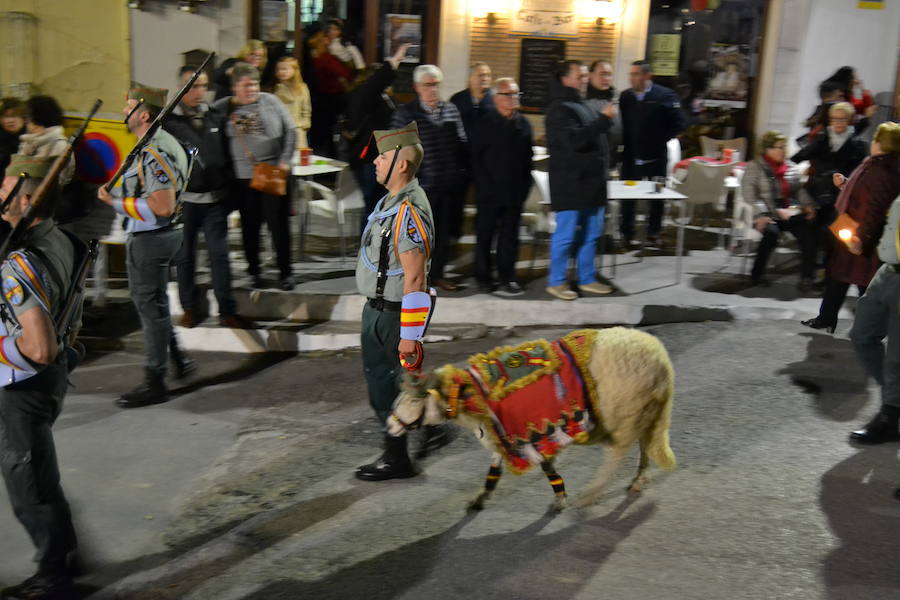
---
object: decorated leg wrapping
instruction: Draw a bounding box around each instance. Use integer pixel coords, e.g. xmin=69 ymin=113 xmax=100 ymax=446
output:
xmin=484 ymin=459 xmax=503 ymax=493
xmin=541 ymin=461 xmax=567 ymax=499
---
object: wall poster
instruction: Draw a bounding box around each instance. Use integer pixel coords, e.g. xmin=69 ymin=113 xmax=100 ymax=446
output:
xmin=260 ymin=0 xmax=288 ymax=42
xmin=703 ymin=43 xmax=750 ymax=108
xmin=649 ymin=34 xmax=681 ymax=77
xmin=384 ymin=14 xmax=421 ymax=63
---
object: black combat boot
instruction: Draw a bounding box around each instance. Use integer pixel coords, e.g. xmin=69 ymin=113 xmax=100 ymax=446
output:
xmin=416 ymin=424 xmax=453 ymax=459
xmin=355 ymin=434 xmax=417 ymax=481
xmin=849 ymin=406 xmax=900 ymax=445
xmin=116 ymin=369 xmax=168 ymax=409
xmin=169 ymin=337 xmax=196 ymax=380
xmin=2 ymin=559 xmax=74 ymax=600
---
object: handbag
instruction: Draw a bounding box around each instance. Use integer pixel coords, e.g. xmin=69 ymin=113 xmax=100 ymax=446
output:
xmin=232 ymin=113 xmax=288 ymax=196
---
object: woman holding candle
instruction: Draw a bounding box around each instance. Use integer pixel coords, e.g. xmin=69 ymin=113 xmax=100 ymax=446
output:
xmin=801 ymin=122 xmax=900 ymax=333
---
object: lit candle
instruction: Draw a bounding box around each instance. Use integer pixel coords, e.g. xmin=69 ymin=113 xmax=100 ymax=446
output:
xmin=838 ymin=228 xmax=852 ymax=241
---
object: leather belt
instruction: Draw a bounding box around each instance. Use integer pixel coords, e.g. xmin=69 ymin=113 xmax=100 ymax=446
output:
xmin=368 ymin=297 xmax=401 ymax=311
xmin=131 ymin=223 xmax=183 ymax=236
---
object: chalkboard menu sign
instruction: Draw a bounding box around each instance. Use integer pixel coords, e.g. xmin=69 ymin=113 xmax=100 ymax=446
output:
xmin=518 ymin=38 xmax=566 ymax=114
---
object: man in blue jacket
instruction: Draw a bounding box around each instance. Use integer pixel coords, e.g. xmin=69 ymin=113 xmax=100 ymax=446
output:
xmin=619 ymin=60 xmax=686 ymax=247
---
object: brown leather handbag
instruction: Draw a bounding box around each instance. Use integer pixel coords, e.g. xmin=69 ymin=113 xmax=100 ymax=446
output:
xmin=250 ymin=162 xmax=287 ymax=196
xmin=233 ymin=114 xmax=289 ymax=196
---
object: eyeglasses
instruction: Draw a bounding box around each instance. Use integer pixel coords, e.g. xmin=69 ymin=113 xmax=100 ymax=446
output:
xmin=496 ymin=92 xmax=521 ymax=97
xmin=830 ymin=117 xmax=850 ymax=122
xmin=419 ymin=82 xmax=440 ymax=88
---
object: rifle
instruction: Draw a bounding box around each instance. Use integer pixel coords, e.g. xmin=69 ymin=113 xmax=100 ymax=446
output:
xmin=56 ymin=238 xmax=98 ymax=343
xmin=103 ymin=51 xmax=215 ymax=193
xmin=0 ymin=98 xmax=102 ymax=260
xmin=0 ymin=173 xmax=29 ymax=215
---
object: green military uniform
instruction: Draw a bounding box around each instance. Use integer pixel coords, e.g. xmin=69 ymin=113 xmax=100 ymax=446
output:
xmin=112 ymin=84 xmax=189 ymax=395
xmin=0 ymin=155 xmax=83 ymax=588
xmin=355 ymin=123 xmax=434 ymax=423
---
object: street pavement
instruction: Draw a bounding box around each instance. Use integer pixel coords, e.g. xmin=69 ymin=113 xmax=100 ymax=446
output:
xmin=0 ymin=320 xmax=897 ymax=599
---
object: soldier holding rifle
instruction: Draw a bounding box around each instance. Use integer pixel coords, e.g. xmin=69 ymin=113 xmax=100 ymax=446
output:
xmin=0 ymin=152 xmax=92 ymax=599
xmin=97 ymin=83 xmax=191 ymax=408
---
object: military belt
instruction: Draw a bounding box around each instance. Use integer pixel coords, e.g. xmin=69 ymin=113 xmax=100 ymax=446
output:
xmin=368 ymin=298 xmax=401 ymax=312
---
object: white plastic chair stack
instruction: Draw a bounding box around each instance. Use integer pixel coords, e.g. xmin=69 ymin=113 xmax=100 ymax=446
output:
xmin=666 ymin=137 xmax=682 ymax=186
xmin=672 ymin=161 xmax=731 ymax=247
xmin=301 ymin=170 xmax=365 ymax=262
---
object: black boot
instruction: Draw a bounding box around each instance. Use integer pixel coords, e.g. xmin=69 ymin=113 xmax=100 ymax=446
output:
xmin=169 ymin=337 xmax=196 ymax=380
xmin=416 ymin=424 xmax=453 ymax=459
xmin=117 ymin=369 xmax=168 ymax=409
xmin=1 ymin=571 xmax=74 ymax=600
xmin=355 ymin=435 xmax=417 ymax=481
xmin=849 ymin=407 xmax=900 ymax=444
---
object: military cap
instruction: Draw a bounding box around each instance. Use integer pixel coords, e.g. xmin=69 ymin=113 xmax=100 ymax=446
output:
xmin=374 ymin=121 xmax=421 ymax=155
xmin=128 ymin=82 xmax=168 ymax=111
xmin=4 ymin=154 xmax=55 ymax=179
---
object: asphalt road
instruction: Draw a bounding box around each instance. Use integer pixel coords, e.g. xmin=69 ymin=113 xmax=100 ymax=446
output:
xmin=0 ymin=320 xmax=897 ymax=599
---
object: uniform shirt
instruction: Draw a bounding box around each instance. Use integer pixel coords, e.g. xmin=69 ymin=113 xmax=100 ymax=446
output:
xmin=356 ymin=178 xmax=434 ymax=302
xmin=119 ymin=128 xmax=188 ymax=234
xmin=877 ymin=195 xmax=900 ymax=265
xmin=0 ymin=220 xmax=76 ymax=385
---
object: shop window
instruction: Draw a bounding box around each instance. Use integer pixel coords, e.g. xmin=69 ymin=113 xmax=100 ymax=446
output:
xmin=646 ymin=0 xmax=768 ymax=158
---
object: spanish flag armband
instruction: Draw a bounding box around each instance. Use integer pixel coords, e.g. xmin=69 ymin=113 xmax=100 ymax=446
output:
xmin=400 ymin=291 xmax=433 ymax=341
xmin=111 ymin=195 xmax=157 ymax=224
xmin=0 ymin=334 xmax=38 ymax=375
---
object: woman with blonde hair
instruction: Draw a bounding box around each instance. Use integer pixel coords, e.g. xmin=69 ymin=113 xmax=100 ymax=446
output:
xmin=273 ymin=56 xmax=311 ymax=148
xmin=214 ymin=40 xmax=268 ymax=100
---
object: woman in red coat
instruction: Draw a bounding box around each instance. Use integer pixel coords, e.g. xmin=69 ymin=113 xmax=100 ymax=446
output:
xmin=802 ymin=122 xmax=900 ymax=333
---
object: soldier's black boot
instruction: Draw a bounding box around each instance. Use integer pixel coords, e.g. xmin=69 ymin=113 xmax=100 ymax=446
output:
xmin=169 ymin=336 xmax=196 ymax=380
xmin=355 ymin=434 xmax=417 ymax=481
xmin=2 ymin=559 xmax=74 ymax=600
xmin=116 ymin=369 xmax=169 ymax=409
xmin=416 ymin=424 xmax=453 ymax=459
xmin=850 ymin=406 xmax=900 ymax=444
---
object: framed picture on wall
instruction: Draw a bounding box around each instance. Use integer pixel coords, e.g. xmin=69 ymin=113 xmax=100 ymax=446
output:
xmin=384 ymin=14 xmax=421 ymax=63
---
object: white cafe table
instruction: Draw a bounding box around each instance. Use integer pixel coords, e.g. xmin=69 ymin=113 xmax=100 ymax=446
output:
xmin=292 ymin=154 xmax=348 ymax=260
xmin=607 ymin=180 xmax=688 ymax=285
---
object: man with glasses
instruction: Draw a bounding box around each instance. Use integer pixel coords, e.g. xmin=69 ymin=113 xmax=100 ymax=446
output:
xmin=470 ymin=78 xmax=533 ymax=296
xmin=585 ymin=60 xmax=622 ymax=169
xmin=390 ymin=65 xmax=467 ymax=291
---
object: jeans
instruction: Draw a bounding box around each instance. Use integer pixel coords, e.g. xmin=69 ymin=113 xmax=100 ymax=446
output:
xmin=175 ymin=201 xmax=237 ymax=316
xmin=549 ymin=207 xmax=605 ymax=287
xmin=849 ymin=265 xmax=900 ymax=409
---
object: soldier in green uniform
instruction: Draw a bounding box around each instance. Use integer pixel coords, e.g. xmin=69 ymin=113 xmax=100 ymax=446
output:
xmin=354 ymin=122 xmax=442 ymax=481
xmin=97 ymin=83 xmax=192 ymax=408
xmin=0 ymin=155 xmax=84 ymax=599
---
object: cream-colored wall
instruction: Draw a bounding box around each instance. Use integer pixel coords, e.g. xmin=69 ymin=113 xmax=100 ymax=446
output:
xmin=438 ymin=0 xmax=470 ymax=96
xmin=130 ymin=0 xmax=247 ymax=93
xmin=0 ymin=0 xmax=130 ymax=118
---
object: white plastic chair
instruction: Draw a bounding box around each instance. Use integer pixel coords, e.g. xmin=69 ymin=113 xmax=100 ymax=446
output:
xmin=666 ymin=137 xmax=682 ymax=186
xmin=300 ymin=170 xmax=365 ymax=262
xmin=672 ymin=161 xmax=731 ymax=247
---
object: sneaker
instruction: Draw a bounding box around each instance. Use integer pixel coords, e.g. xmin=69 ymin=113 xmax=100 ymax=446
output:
xmin=579 ymin=281 xmax=613 ymax=295
xmin=495 ymin=281 xmax=525 ymax=297
xmin=546 ymin=284 xmax=577 ymax=301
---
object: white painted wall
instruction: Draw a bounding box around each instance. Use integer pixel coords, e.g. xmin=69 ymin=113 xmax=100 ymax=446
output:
xmin=614 ymin=0 xmax=650 ymax=93
xmin=438 ymin=0 xmax=471 ymax=96
xmin=130 ymin=0 xmax=246 ymax=92
xmin=767 ymin=0 xmax=900 ymax=146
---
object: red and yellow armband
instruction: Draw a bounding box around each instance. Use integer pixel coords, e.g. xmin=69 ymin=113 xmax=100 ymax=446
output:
xmin=111 ymin=196 xmax=157 ymax=224
xmin=400 ymin=291 xmax=432 ymax=341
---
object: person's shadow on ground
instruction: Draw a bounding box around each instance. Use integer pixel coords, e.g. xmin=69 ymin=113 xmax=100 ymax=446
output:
xmin=778 ymin=332 xmax=870 ymax=421
xmin=819 ymin=446 xmax=900 ymax=599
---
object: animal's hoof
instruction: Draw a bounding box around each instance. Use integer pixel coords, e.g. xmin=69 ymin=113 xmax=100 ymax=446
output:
xmin=628 ymin=476 xmax=648 ymax=493
xmin=574 ymin=490 xmax=601 ymax=509
xmin=548 ymin=496 xmax=568 ymax=513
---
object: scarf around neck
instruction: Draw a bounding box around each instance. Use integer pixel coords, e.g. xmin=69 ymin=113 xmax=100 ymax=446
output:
xmin=763 ymin=153 xmax=791 ymax=207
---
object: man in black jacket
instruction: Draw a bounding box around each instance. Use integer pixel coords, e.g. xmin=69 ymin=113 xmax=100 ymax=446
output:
xmin=544 ymin=60 xmax=616 ymax=301
xmin=164 ymin=65 xmax=249 ymax=330
xmin=471 ymin=77 xmax=532 ymax=295
xmin=619 ymin=60 xmax=686 ymax=247
xmin=390 ymin=64 xmax=467 ymax=291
